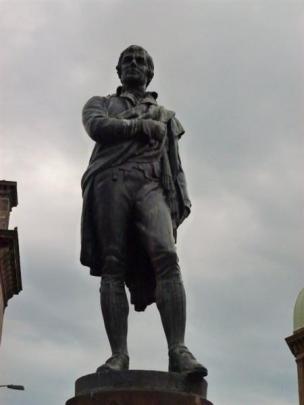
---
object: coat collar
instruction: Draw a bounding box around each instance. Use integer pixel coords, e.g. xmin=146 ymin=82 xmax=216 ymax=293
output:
xmin=116 ymin=86 xmax=158 ymax=106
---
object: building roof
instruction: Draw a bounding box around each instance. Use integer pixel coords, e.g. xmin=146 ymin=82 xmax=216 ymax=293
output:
xmin=294 ymin=288 xmax=304 ymax=332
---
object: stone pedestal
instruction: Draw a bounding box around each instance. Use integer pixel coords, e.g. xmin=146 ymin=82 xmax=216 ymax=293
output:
xmin=66 ymin=370 xmax=213 ymax=404
xmin=286 ymin=327 xmax=304 ymax=405
xmin=0 ymin=181 xmax=21 ymax=345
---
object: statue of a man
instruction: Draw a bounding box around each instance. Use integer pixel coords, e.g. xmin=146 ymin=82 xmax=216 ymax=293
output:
xmin=80 ymin=45 xmax=207 ymax=377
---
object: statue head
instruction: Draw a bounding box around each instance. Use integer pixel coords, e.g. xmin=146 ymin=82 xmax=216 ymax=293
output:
xmin=116 ymin=45 xmax=154 ymax=88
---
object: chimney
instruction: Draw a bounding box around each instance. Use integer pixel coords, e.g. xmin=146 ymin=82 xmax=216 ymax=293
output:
xmin=0 ymin=181 xmax=18 ymax=229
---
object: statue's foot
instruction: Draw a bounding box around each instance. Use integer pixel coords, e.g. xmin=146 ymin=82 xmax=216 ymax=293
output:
xmin=96 ymin=353 xmax=129 ymax=373
xmin=168 ymin=345 xmax=208 ymax=377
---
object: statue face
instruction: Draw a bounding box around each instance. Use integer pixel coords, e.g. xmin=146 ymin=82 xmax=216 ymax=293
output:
xmin=120 ymin=47 xmax=149 ymax=87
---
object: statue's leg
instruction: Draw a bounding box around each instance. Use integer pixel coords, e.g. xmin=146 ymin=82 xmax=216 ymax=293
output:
xmin=92 ymin=169 xmax=131 ymax=371
xmin=99 ymin=258 xmax=129 ymax=371
xmin=135 ymin=177 xmax=207 ymax=376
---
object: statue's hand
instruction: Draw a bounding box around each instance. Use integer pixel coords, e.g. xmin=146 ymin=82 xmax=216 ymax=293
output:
xmin=152 ymin=120 xmax=167 ymax=142
xmin=139 ymin=119 xmax=167 ymax=144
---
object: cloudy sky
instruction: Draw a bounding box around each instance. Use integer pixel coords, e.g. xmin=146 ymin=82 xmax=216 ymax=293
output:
xmin=0 ymin=0 xmax=303 ymax=404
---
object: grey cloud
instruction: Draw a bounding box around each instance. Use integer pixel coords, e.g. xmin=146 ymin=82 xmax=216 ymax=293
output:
xmin=0 ymin=1 xmax=303 ymax=404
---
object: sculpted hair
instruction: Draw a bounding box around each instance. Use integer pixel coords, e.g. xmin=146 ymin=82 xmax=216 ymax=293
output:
xmin=116 ymin=45 xmax=154 ymax=86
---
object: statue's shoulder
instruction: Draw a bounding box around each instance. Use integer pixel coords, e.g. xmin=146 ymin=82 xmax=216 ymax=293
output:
xmin=162 ymin=110 xmax=184 ymax=139
xmin=83 ymin=94 xmax=117 ymax=112
xmin=84 ymin=94 xmax=112 ymax=104
xmin=156 ymin=104 xmax=185 ymax=138
xmin=170 ymin=115 xmax=185 ymax=138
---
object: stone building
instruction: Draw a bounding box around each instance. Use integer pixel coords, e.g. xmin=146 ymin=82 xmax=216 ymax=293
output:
xmin=0 ymin=181 xmax=22 ymax=343
xmin=286 ymin=289 xmax=304 ymax=405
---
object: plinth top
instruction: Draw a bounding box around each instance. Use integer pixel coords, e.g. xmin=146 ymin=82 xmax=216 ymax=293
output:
xmin=294 ymin=288 xmax=304 ymax=332
xmin=75 ymin=370 xmax=207 ymax=398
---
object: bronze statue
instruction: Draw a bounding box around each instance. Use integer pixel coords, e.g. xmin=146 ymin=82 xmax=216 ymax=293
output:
xmin=80 ymin=45 xmax=207 ymax=377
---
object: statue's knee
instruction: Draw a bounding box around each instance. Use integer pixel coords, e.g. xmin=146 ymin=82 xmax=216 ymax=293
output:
xmin=101 ymin=254 xmax=126 ymax=282
xmin=153 ymin=251 xmax=181 ymax=281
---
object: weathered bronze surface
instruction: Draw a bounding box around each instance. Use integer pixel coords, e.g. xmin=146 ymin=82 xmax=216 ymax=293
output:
xmin=80 ymin=45 xmax=207 ymax=377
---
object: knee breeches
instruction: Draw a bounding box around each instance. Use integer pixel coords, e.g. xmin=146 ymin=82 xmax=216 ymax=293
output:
xmin=92 ymin=164 xmax=181 ymax=283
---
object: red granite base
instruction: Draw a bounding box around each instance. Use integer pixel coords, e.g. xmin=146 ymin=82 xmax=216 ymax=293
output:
xmin=66 ymin=389 xmax=213 ymax=404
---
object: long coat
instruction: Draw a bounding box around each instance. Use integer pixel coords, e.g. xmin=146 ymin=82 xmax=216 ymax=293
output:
xmin=80 ymin=91 xmax=191 ymax=311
